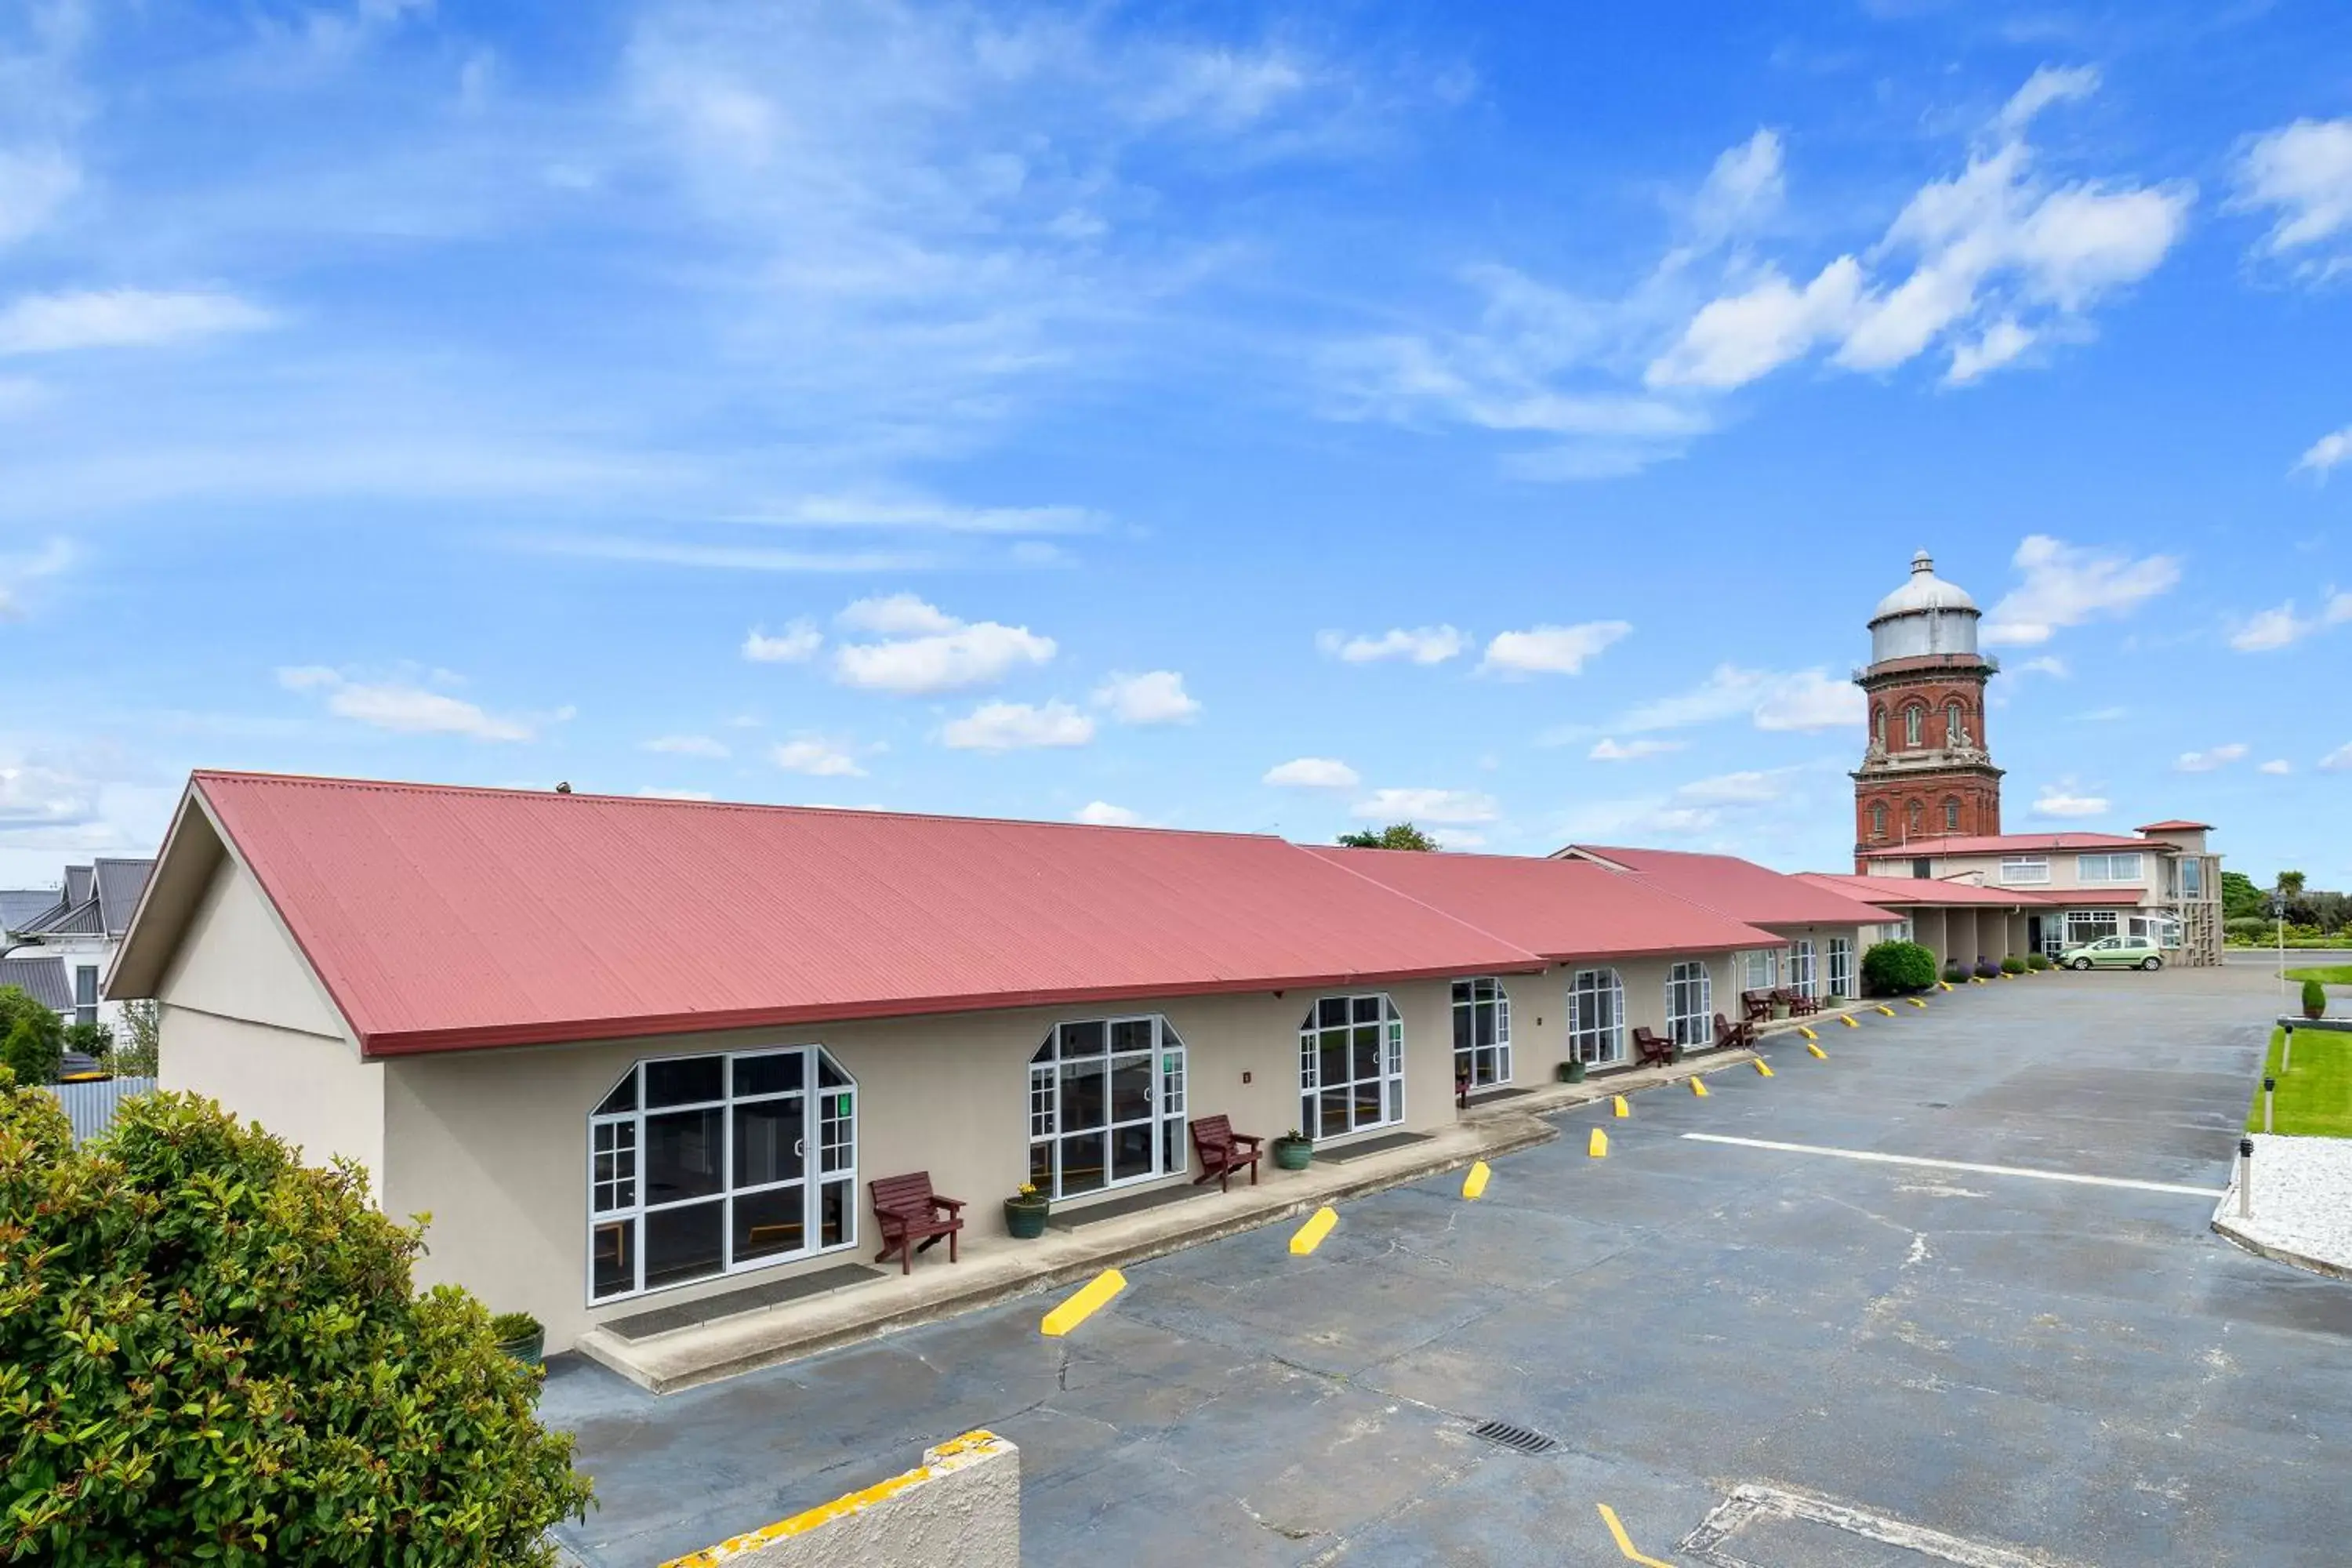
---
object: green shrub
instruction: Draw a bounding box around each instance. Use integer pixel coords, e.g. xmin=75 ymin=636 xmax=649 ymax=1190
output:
xmin=1940 ymin=961 xmax=1970 ymax=984
xmin=2307 ymin=978 xmax=2331 ymax=1016
xmin=2027 ymin=952 xmax=2052 ymax=971
xmin=0 ymin=986 xmax=64 ymax=1086
xmin=0 ymin=1072 xmax=593 ymax=1565
xmin=490 ymin=1312 xmax=543 ymax=1343
xmin=63 ymin=1020 xmax=113 ymax=1062
xmin=1863 ymin=941 xmax=1938 ymax=996
xmin=2224 ymin=916 xmax=2272 ymax=941
xmin=2000 ymin=955 xmax=2027 ymax=975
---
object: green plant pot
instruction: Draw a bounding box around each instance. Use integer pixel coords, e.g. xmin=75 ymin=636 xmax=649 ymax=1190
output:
xmin=1272 ymin=1138 xmax=1313 ymax=1171
xmin=1004 ymin=1198 xmax=1051 ymax=1239
xmin=1557 ymin=1060 xmax=1587 ymax=1083
xmin=495 ymin=1327 xmax=545 ymax=1368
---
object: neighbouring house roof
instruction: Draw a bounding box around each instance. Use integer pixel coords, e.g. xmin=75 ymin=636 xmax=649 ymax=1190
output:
xmin=2136 ymin=820 xmax=2212 ymax=834
xmin=1307 ymin=848 xmax=1784 ymax=960
xmin=1555 ymin=845 xmax=1898 ymax=930
xmin=5 ymin=858 xmax=155 ymax=942
xmin=63 ymin=865 xmax=93 ymax=907
xmin=1854 ymin=832 xmax=2158 ymax=858
xmin=114 ymin=772 xmax=1556 ymax=1057
xmin=16 ymin=894 xmax=104 ymax=938
xmin=93 ymin=858 xmax=154 ymax=939
xmin=0 ymin=955 xmax=71 ymax=1013
xmin=1793 ymin=872 xmax=2053 ymax=909
xmin=0 ymin=889 xmax=60 ymax=935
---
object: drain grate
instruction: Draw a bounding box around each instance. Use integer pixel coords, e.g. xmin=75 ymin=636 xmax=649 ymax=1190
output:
xmin=1469 ymin=1419 xmax=1559 ymax=1455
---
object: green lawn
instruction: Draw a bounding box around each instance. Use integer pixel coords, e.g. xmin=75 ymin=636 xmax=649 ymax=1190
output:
xmin=2285 ymin=965 xmax=2352 ymax=986
xmin=2248 ymin=1025 xmax=2352 ymax=1138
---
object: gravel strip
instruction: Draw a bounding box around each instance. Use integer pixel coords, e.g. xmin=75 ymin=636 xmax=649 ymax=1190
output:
xmin=2212 ymin=1132 xmax=2352 ymax=1277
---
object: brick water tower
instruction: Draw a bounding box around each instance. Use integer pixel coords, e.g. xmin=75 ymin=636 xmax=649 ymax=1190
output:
xmin=1852 ymin=550 xmax=2003 ymax=866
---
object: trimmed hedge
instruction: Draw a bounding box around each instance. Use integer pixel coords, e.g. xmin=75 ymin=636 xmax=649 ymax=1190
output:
xmin=1864 ymin=941 xmax=1939 ymax=996
xmin=2027 ymin=952 xmax=2053 ymax=971
xmin=2000 ymin=955 xmax=2027 ymax=975
xmin=0 ymin=1072 xmax=595 ymax=1566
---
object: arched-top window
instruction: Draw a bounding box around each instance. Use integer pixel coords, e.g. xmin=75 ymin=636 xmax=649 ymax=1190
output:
xmin=1869 ymin=802 xmax=1889 ymax=840
xmin=1944 ymin=797 xmax=1962 ymax=832
xmin=1904 ymin=704 xmax=1925 ymax=748
xmin=1301 ymin=995 xmax=1404 ymax=1142
xmin=1029 ymin=1017 xmax=1189 ymax=1202
xmin=1665 ymin=962 xmax=1711 ymax=1047
xmin=1452 ymin=978 xmax=1512 ymax=1093
xmin=1873 ymin=706 xmax=1888 ymax=748
xmin=1568 ymin=968 xmax=1624 ymax=1065
xmin=1908 ymin=800 xmax=1925 ymax=833
xmin=589 ymin=1045 xmax=858 ymax=1304
xmin=1945 ymin=700 xmax=1965 ymax=745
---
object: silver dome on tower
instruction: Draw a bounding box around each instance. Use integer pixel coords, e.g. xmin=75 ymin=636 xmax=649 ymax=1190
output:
xmin=1867 ymin=550 xmax=1980 ymax=663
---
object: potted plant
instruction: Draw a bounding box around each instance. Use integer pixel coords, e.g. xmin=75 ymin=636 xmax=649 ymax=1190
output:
xmin=2305 ymin=978 xmax=2330 ymax=1022
xmin=2000 ymin=956 xmax=2027 ymax=975
xmin=1556 ymin=1059 xmax=1587 ymax=1083
xmin=1004 ymin=1181 xmax=1051 ymax=1240
xmin=1272 ymin=1130 xmax=1313 ymax=1171
xmin=490 ymin=1311 xmax=545 ymax=1368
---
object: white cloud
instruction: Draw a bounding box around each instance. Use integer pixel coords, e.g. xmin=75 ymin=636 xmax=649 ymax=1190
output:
xmin=1478 ymin=620 xmax=1632 ymax=677
xmin=276 ymin=666 xmax=542 ymax=742
xmin=2321 ymin=742 xmax=2352 ymax=775
xmin=0 ymin=289 xmax=275 ymax=356
xmin=1616 ymin=664 xmax=1860 ymax=734
xmin=2234 ymin=118 xmax=2352 ymax=277
xmin=833 ymin=600 xmax=1056 ymax=694
xmin=1094 ymin=670 xmax=1200 ymax=724
xmin=0 ymin=147 xmax=81 ymax=249
xmin=1073 ymin=800 xmax=1145 ymax=827
xmin=1263 ymin=757 xmax=1360 ymax=789
xmin=2031 ymin=782 xmax=2109 ymax=818
xmin=2175 ymin=743 xmax=2248 ymax=774
xmin=639 ymin=786 xmax=716 ymax=801
xmin=2228 ymin=593 xmax=2351 ymax=652
xmin=837 ymin=593 xmax=964 ymax=636
xmin=2260 ymin=759 xmax=2292 ymax=775
xmin=2296 ymin=426 xmax=2352 ymax=477
xmin=2016 ymin=655 xmax=2070 ymax=678
xmin=1690 ymin=129 xmax=1785 ymax=242
xmin=643 ymin=734 xmax=730 ymax=758
xmin=1430 ymin=828 xmax=1486 ymax=851
xmin=771 ymin=738 xmax=867 ymax=777
xmin=1350 ymin=787 xmax=1497 ymax=824
xmin=939 ymin=699 xmax=1094 ymax=751
xmin=0 ymin=760 xmax=100 ymax=829
xmin=1651 ymin=74 xmax=2189 ymax=393
xmin=742 ymin=621 xmax=823 ymax=662
xmin=1979 ymin=535 xmax=2181 ymax=646
xmin=1317 ymin=625 xmax=1465 ymax=664
xmin=751 ymin=495 xmax=1102 ymax=533
xmin=1675 ymin=769 xmax=1789 ymax=806
xmin=1588 ymin=737 xmax=1684 ymax=762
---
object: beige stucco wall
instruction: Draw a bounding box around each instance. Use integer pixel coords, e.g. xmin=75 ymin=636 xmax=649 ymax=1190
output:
xmin=154 ymin=857 xmax=383 ymax=1184
xmin=383 ymin=977 xmax=1472 ymax=1344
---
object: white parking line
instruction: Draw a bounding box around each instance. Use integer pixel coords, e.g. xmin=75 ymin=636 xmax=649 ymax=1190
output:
xmin=1682 ymin=1483 xmax=2080 ymax=1568
xmin=1679 ymin=1133 xmax=2224 ymax=1196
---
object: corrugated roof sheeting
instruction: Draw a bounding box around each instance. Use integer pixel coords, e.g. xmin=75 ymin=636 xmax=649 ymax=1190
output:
xmin=193 ymin=773 xmax=1550 ymax=1056
xmin=0 ymin=955 xmax=71 ymax=1011
xmin=93 ymin=859 xmax=154 ymax=938
xmin=1855 ymin=832 xmax=2153 ymax=858
xmin=1795 ymin=872 xmax=2053 ymax=908
xmin=1567 ymin=845 xmax=1899 ymax=928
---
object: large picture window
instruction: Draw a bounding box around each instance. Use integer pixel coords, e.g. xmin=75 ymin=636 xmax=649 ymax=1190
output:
xmin=1827 ymin=938 xmax=1853 ymax=1000
xmin=1666 ymin=962 xmax=1712 ymax=1047
xmin=2065 ymin=909 xmax=2118 ymax=946
xmin=2000 ymin=856 xmax=2049 ymax=884
xmin=1029 ymin=1017 xmax=1188 ymax=1201
xmin=1739 ymin=949 xmax=1780 ymax=993
xmin=1451 ymin=979 xmax=1512 ymax=1093
xmin=1789 ymin=939 xmax=1817 ymax=999
xmin=589 ymin=1046 xmax=857 ymax=1305
xmin=2077 ymin=853 xmax=2143 ymax=884
xmin=1300 ymin=995 xmax=1404 ymax=1142
xmin=1568 ymin=968 xmax=1624 ymax=1065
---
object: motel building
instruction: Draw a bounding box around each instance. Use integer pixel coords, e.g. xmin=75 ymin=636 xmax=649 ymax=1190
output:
xmin=107 ymin=771 xmax=1889 ymax=1352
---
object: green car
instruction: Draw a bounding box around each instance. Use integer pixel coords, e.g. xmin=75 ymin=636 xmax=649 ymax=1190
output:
xmin=2060 ymin=935 xmax=2165 ymax=971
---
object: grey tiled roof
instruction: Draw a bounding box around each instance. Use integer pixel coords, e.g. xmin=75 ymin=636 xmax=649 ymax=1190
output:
xmin=0 ymin=956 xmax=71 ymax=1013
xmin=0 ymin=889 xmax=60 ymax=936
xmin=94 ymin=859 xmax=154 ymax=939
xmin=19 ymin=896 xmax=103 ymax=938
xmin=63 ymin=865 xmax=93 ymax=906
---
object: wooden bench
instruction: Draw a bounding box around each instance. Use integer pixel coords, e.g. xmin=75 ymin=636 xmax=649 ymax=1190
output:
xmin=1780 ymin=987 xmax=1823 ymax=1017
xmin=1714 ymin=1011 xmax=1756 ymax=1051
xmin=869 ymin=1171 xmax=965 ymax=1275
xmin=1633 ymin=1027 xmax=1678 ymax=1068
xmin=1189 ymin=1115 xmax=1264 ymax=1192
xmin=1741 ymin=990 xmax=1775 ymax=1024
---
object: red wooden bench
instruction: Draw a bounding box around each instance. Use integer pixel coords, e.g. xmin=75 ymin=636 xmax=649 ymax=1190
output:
xmin=1779 ymin=987 xmax=1823 ymax=1017
xmin=1741 ymin=990 xmax=1775 ymax=1024
xmin=1714 ymin=1012 xmax=1756 ymax=1051
xmin=869 ymin=1171 xmax=965 ymax=1275
xmin=1633 ymin=1027 xmax=1678 ymax=1068
xmin=1189 ymin=1115 xmax=1264 ymax=1192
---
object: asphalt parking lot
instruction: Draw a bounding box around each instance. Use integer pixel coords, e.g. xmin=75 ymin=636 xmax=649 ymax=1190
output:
xmin=544 ymin=961 xmax=2352 ymax=1566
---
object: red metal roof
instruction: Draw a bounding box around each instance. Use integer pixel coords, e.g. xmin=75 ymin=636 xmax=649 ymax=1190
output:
xmin=186 ymin=772 xmax=1548 ymax=1056
xmin=1855 ymin=832 xmax=2154 ymax=858
xmin=1308 ymin=848 xmax=1782 ymax=959
xmin=1794 ymin=872 xmax=2053 ymax=908
xmin=1562 ymin=845 xmax=1898 ymax=928
xmin=2136 ymin=820 xmax=2212 ymax=833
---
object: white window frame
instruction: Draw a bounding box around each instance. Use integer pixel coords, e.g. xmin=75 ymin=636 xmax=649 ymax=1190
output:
xmin=1789 ymin=939 xmax=1817 ymax=1000
xmin=1904 ymin=705 xmax=1925 ymax=748
xmin=1827 ymin=938 xmax=1853 ymax=1000
xmin=2181 ymin=858 xmax=2203 ymax=898
xmin=1739 ymin=949 xmax=1780 ymax=993
xmin=1451 ymin=978 xmax=1512 ymax=1093
xmin=1999 ymin=856 xmax=2049 ymax=885
xmin=2065 ymin=909 xmax=2119 ymax=946
xmin=1665 ymin=962 xmax=1712 ymax=1048
xmin=587 ymin=1045 xmax=858 ymax=1307
xmin=1869 ymin=802 xmax=1888 ymax=840
xmin=1943 ymin=798 xmax=1962 ymax=832
xmin=1028 ymin=1016 xmax=1189 ymax=1203
xmin=73 ymin=964 xmax=100 ymax=1028
xmin=2077 ymin=853 xmax=2143 ymax=884
xmin=1300 ymin=994 xmax=1405 ymax=1142
xmin=1567 ymin=968 xmax=1625 ymax=1066
xmin=2128 ymin=914 xmax=2182 ymax=948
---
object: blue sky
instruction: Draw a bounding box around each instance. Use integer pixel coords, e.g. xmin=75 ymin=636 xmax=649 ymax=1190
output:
xmin=1 ymin=0 xmax=2347 ymax=888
